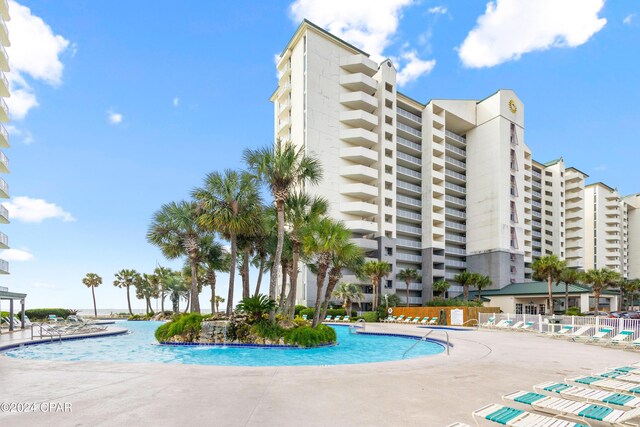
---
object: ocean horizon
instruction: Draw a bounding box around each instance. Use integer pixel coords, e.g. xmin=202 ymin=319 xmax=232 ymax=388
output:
xmin=76 ymin=308 xmax=216 ymax=316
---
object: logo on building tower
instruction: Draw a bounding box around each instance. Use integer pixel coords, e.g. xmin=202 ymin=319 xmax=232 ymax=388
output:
xmin=508 ymin=99 xmax=517 ymax=114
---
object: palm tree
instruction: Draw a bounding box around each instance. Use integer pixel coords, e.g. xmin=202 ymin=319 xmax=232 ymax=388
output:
xmin=147 ymin=200 xmax=205 ymax=313
xmin=361 ymin=261 xmax=392 ymax=311
xmin=432 ymin=280 xmax=450 ymax=299
xmin=284 ymin=192 xmax=328 ymax=318
xmin=214 ymin=295 xmax=225 ymax=313
xmin=164 ymin=272 xmax=187 ymax=314
xmin=138 ymin=273 xmax=159 ymax=315
xmin=556 ymin=268 xmax=581 ymax=313
xmin=582 ymin=268 xmax=621 ymax=315
xmin=453 ymin=271 xmax=476 ymax=302
xmin=473 ymin=273 xmax=492 ymax=302
xmin=302 ymin=218 xmax=351 ymax=327
xmin=532 ymin=254 xmax=566 ymax=313
xmin=192 ymin=169 xmax=261 ymax=316
xmin=154 ymin=266 xmax=173 ymax=313
xmin=397 ymin=269 xmax=421 ymax=307
xmin=320 ymin=241 xmax=363 ymax=322
xmin=113 ymin=269 xmax=140 ymax=315
xmin=332 ymin=282 xmax=364 ymax=316
xmin=82 ymin=273 xmax=102 ymax=317
xmin=250 ymin=206 xmax=272 ymax=299
xmin=200 ymin=236 xmax=228 ymax=315
xmin=244 ymin=140 xmax=322 ymax=318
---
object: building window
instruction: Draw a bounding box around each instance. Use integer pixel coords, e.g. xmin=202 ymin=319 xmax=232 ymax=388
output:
xmin=539 ymin=304 xmax=546 ymax=315
xmin=515 ymin=303 xmax=523 ymax=314
xmin=385 ymin=280 xmax=393 ymax=289
xmin=510 ymin=253 xmax=516 ymax=262
xmin=385 ymin=83 xmax=393 ymax=92
xmin=385 ymin=247 xmax=393 ymax=256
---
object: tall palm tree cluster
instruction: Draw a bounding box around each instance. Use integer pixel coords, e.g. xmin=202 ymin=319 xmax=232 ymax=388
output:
xmin=145 ymin=140 xmax=366 ymax=327
xmin=532 ymin=254 xmax=640 ymax=315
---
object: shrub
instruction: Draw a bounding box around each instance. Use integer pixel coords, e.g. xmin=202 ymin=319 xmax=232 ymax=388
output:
xmin=565 ymin=307 xmax=583 ymax=316
xmin=155 ymin=313 xmax=204 ymax=342
xmin=298 ymin=308 xmax=346 ymax=319
xmin=252 ymin=320 xmax=286 ymax=341
xmin=235 ymin=294 xmax=277 ymax=323
xmin=361 ymin=311 xmax=378 ymax=323
xmin=294 ymin=305 xmax=307 ymax=316
xmin=285 ymin=324 xmax=336 ymax=347
xmin=25 ymin=308 xmax=74 ymax=320
xmin=128 ymin=314 xmax=153 ymax=321
xmin=423 ymin=298 xmax=483 ymax=307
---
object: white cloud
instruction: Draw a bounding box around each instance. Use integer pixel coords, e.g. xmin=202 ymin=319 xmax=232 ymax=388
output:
xmin=396 ymin=50 xmax=436 ymax=86
xmin=623 ymin=14 xmax=635 ymax=25
xmin=5 ymin=125 xmax=34 ymax=145
xmin=4 ymin=196 xmax=76 ymax=223
xmin=172 ymin=97 xmax=180 ymax=107
xmin=458 ymin=0 xmax=607 ymax=68
xmin=1 ymin=248 xmax=34 ymax=261
xmin=288 ymin=0 xmax=434 ymax=85
xmin=32 ymin=281 xmax=57 ymax=289
xmin=6 ymin=0 xmax=70 ymax=120
xmin=428 ymin=6 xmax=448 ymax=14
xmin=108 ymin=111 xmax=123 ymax=124
xmin=594 ymin=165 xmax=607 ymax=171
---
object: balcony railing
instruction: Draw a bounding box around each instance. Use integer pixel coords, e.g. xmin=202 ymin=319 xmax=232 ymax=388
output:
xmin=0 ymin=231 xmax=7 ymax=247
xmin=397 ymin=107 xmax=422 ymax=123
xmin=0 ymin=204 xmax=7 ymax=222
xmin=397 ymin=151 xmax=422 ymax=166
xmin=445 ymin=130 xmax=466 ymax=144
xmin=445 ymin=259 xmax=466 ymax=268
xmin=445 ymin=181 xmax=466 ymax=194
xmin=445 ymin=233 xmax=466 ymax=243
xmin=397 ymin=194 xmax=421 ymax=207
xmin=0 ymin=258 xmax=8 ymax=274
xmin=397 ymin=165 xmax=422 ymax=179
xmin=397 ymin=238 xmax=422 ymax=249
xmin=0 ymin=177 xmax=8 ymax=197
xmin=532 ymin=170 xmax=542 ymax=179
xmin=397 ymin=136 xmax=422 ymax=152
xmin=397 ymin=224 xmax=422 ymax=235
xmin=445 ymin=156 xmax=465 ymax=169
xmin=445 ymin=246 xmax=466 ymax=256
xmin=397 ymin=209 xmax=422 ymax=221
xmin=445 ymin=207 xmax=466 ymax=219
xmin=0 ymin=151 xmax=8 ymax=170
xmin=445 ymin=169 xmax=466 ymax=182
xmin=445 ymin=194 xmax=466 ymax=206
xmin=445 ymin=220 xmax=466 ymax=231
xmin=445 ymin=143 xmax=466 ymax=157
xmin=396 ymin=253 xmax=423 ymax=263
xmin=397 ymin=122 xmax=422 ymax=138
xmin=397 ymin=180 xmax=421 ymax=194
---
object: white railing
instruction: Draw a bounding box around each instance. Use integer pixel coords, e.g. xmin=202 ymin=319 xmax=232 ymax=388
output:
xmin=0 ymin=125 xmax=7 ymax=144
xmin=532 ymin=191 xmax=542 ymax=198
xmin=445 ymin=233 xmax=466 ymax=243
xmin=397 ymin=165 xmax=422 ymax=179
xmin=445 ymin=259 xmax=466 ymax=268
xmin=397 ymin=136 xmax=422 ymax=152
xmin=445 ymin=143 xmax=466 ymax=157
xmin=0 ymin=151 xmax=7 ymax=169
xmin=397 ymin=194 xmax=421 ymax=207
xmin=0 ymin=231 xmax=7 ymax=247
xmin=445 ymin=156 xmax=466 ymax=169
xmin=445 ymin=220 xmax=465 ymax=231
xmin=445 ymin=207 xmax=466 ymax=219
xmin=397 ymin=151 xmax=422 ymax=165
xmin=532 ymin=231 xmax=542 ymax=237
xmin=0 ymin=204 xmax=7 ymax=219
xmin=397 ymin=180 xmax=421 ymax=194
xmin=397 ymin=238 xmax=422 ymax=249
xmin=397 ymin=224 xmax=422 ymax=235
xmin=397 ymin=122 xmax=422 ymax=138
xmin=397 ymin=107 xmax=422 ymax=123
xmin=0 ymin=258 xmax=8 ymax=273
xmin=396 ymin=253 xmax=422 ymax=263
xmin=396 ymin=209 xmax=422 ymax=221
xmin=445 ymin=169 xmax=466 ymax=182
xmin=532 ymin=200 xmax=541 ymax=207
xmin=445 ymin=182 xmax=466 ymax=194
xmin=445 ymin=246 xmax=466 ymax=256
xmin=445 ymin=194 xmax=466 ymax=206
xmin=445 ymin=130 xmax=466 ymax=144
xmin=532 ymin=250 xmax=542 ymax=257
xmin=0 ymin=177 xmax=8 ymax=194
xmin=532 ymin=170 xmax=542 ymax=179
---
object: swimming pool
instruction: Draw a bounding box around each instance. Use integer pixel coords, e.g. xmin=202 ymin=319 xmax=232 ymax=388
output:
xmin=3 ymin=321 xmax=445 ymax=366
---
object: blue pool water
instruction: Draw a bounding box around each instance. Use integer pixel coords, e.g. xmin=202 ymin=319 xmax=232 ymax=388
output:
xmin=3 ymin=321 xmax=445 ymax=366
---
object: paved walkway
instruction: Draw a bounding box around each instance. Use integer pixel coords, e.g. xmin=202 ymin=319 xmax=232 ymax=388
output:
xmin=0 ymin=323 xmax=638 ymax=426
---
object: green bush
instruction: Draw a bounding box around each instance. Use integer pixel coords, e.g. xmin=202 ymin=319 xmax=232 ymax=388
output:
xmin=565 ymin=307 xmax=583 ymax=316
xmin=423 ymin=298 xmax=483 ymax=307
xmin=361 ymin=311 xmax=379 ymax=322
xmin=155 ymin=313 xmax=204 ymax=342
xmin=25 ymin=308 xmax=74 ymax=320
xmin=298 ymin=308 xmax=346 ymax=319
xmin=252 ymin=320 xmax=286 ymax=340
xmin=285 ymin=324 xmax=336 ymax=347
xmin=294 ymin=305 xmax=307 ymax=316
xmin=128 ymin=314 xmax=153 ymax=321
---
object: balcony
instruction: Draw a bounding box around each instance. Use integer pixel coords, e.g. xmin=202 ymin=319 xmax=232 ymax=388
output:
xmin=0 ymin=97 xmax=7 ymax=122
xmin=397 ymin=194 xmax=421 ymax=208
xmin=0 ymin=150 xmax=7 ymax=173
xmin=0 ymin=45 xmax=6 ymax=72
xmin=341 ymin=201 xmax=377 ymax=216
xmin=340 ymin=183 xmax=377 ymax=198
xmin=397 ymin=107 xmax=422 ymax=124
xmin=445 ymin=233 xmax=466 ymax=243
xmin=445 ymin=259 xmax=466 ymax=268
xmin=345 ymin=220 xmax=377 ymax=234
xmin=397 ymin=180 xmax=421 ymax=195
xmin=277 ymin=83 xmax=291 ymax=102
xmin=445 ymin=220 xmax=465 ymax=232
xmin=397 ymin=165 xmax=422 ymax=182
xmin=340 ymin=54 xmax=378 ymax=77
xmin=340 ymin=92 xmax=378 ymax=113
xmin=397 ymin=223 xmax=422 ymax=236
xmin=0 ymin=231 xmax=7 ymax=249
xmin=532 ymin=170 xmax=542 ymax=179
xmin=445 ymin=194 xmax=466 ymax=208
xmin=445 ymin=169 xmax=466 ymax=184
xmin=396 ymin=282 xmax=423 ymax=291
xmin=277 ymin=117 xmax=291 ymax=133
xmin=397 ymin=136 xmax=422 ymax=154
xmin=0 ymin=125 xmax=6 ymax=149
xmin=0 ymin=18 xmax=8 ymax=47
xmin=397 ymin=122 xmax=422 ymax=141
xmin=277 ymin=99 xmax=291 ymax=117
xmin=444 ymin=130 xmax=466 ymax=145
xmin=340 ymin=146 xmax=377 ymax=164
xmin=445 ymin=143 xmax=466 ymax=159
xmin=351 ymin=237 xmax=378 ymax=251
xmin=397 ymin=238 xmax=422 ymax=249
xmin=0 ymin=204 xmax=8 ymax=224
xmin=340 ymin=110 xmax=378 ymax=128
xmin=445 ymin=246 xmax=466 ymax=256
xmin=396 ymin=253 xmax=423 ymax=263
xmin=396 ymin=209 xmax=422 ymax=222
xmin=445 ymin=181 xmax=466 ymax=196
xmin=445 ymin=156 xmax=466 ymax=172
xmin=340 ymin=73 xmax=377 ymax=95
xmin=340 ymin=165 xmax=378 ymax=183
xmin=0 ymin=177 xmax=8 ymax=198
xmin=278 ymin=62 xmax=291 ymax=80
xmin=397 ymin=151 xmax=421 ymax=167
xmin=445 ymin=207 xmax=466 ymax=219
xmin=0 ymin=258 xmax=8 ymax=275
xmin=340 ymin=128 xmax=378 ymax=148
xmin=398 ymin=296 xmax=423 ymax=305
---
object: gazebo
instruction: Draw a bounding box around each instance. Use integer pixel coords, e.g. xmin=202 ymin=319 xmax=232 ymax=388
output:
xmin=0 ymin=286 xmax=27 ymax=331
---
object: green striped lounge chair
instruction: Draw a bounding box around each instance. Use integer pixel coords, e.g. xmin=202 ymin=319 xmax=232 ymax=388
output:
xmin=403 ymin=316 xmax=413 ymax=324
xmin=567 ymin=375 xmax=640 ymax=396
xmin=508 ymin=321 xmax=524 ymax=330
xmin=495 ymin=319 xmax=514 ymax=329
xmin=517 ymin=321 xmax=535 ymax=332
xmin=623 ymin=337 xmax=640 ymax=350
xmin=594 ymin=371 xmax=640 ymax=384
xmin=383 ymin=315 xmax=394 ymax=323
xmin=333 ymin=316 xmax=342 ymax=322
xmin=503 ymin=390 xmax=640 ymax=425
xmin=323 ymin=315 xmax=332 ymax=321
xmin=602 ymin=330 xmax=636 ymax=347
xmin=576 ymin=327 xmax=614 ymax=343
xmin=342 ymin=316 xmax=350 ymax=323
xmin=411 ymin=317 xmax=423 ymax=324
xmin=565 ymin=325 xmax=594 ymax=340
xmin=534 ymin=380 xmax=640 ymax=410
xmin=548 ymin=324 xmax=574 ymax=338
xmin=473 ymin=403 xmax=589 ymax=427
xmin=428 ymin=317 xmax=438 ymax=325
xmin=393 ymin=315 xmax=405 ymax=323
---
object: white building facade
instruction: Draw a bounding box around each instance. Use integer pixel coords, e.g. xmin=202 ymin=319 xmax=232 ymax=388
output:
xmin=0 ymin=0 xmax=10 ymax=276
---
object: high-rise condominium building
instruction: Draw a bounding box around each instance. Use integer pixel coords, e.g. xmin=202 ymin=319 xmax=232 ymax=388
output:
xmin=271 ymin=20 xmax=636 ymax=308
xmin=0 ymin=0 xmax=9 ymax=276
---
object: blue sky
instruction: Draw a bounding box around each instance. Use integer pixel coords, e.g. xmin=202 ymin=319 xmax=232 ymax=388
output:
xmin=2 ymin=0 xmax=639 ymax=312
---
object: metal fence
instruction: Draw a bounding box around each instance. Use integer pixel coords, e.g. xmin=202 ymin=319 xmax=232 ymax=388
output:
xmin=478 ymin=312 xmax=640 ymax=340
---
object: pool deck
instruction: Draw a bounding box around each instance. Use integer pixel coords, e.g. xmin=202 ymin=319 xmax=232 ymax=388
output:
xmin=0 ymin=322 xmax=638 ymax=426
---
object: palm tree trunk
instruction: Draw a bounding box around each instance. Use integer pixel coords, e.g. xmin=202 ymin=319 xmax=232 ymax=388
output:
xmin=172 ymin=293 xmax=179 ymax=314
xmin=126 ymin=285 xmax=132 ymax=315
xmin=372 ymin=278 xmax=378 ymax=311
xmin=254 ymin=254 xmax=265 ymax=297
xmin=565 ymin=283 xmax=569 ymax=313
xmin=210 ymin=271 xmax=216 ymax=314
xmin=184 ymin=292 xmax=190 ymax=314
xmin=319 ymin=267 xmax=341 ymax=322
xmin=161 ymin=293 xmax=165 ymax=313
xmin=405 ymin=279 xmax=410 ymax=307
xmin=269 ymin=202 xmax=286 ymax=321
xmin=347 ymin=300 xmax=352 ymax=317
xmin=189 ymin=260 xmax=201 ymax=313
xmin=547 ymin=275 xmax=553 ymax=314
xmin=227 ymin=234 xmax=237 ymax=316
xmin=312 ymin=264 xmax=329 ymax=327
xmin=478 ymin=287 xmax=482 ymax=301
xmin=594 ymin=290 xmax=600 ymax=316
xmin=242 ymin=248 xmax=250 ymax=299
xmin=287 ymin=240 xmax=301 ymax=319
xmin=463 ymin=285 xmax=469 ymax=302
xmin=278 ymin=259 xmax=288 ymax=312
xmin=91 ymin=286 xmax=97 ymax=318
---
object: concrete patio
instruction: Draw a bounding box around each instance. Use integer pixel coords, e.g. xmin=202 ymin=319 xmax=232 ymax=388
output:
xmin=0 ymin=323 xmax=638 ymax=426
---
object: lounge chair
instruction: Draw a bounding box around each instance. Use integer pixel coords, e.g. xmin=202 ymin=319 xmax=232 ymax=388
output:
xmin=472 ymin=403 xmax=588 ymax=427
xmin=342 ymin=316 xmax=350 ymax=323
xmin=508 ymin=321 xmax=524 ymax=330
xmin=411 ymin=317 xmax=422 ymax=324
xmin=323 ymin=315 xmax=332 ymax=322
xmin=565 ymin=325 xmax=593 ymax=340
xmin=610 ymin=366 xmax=640 ymax=374
xmin=382 ymin=315 xmax=394 ymax=323
xmin=546 ymin=324 xmax=575 ymax=338
xmin=494 ymin=319 xmax=514 ymax=329
xmin=48 ymin=314 xmax=60 ymax=322
xmin=516 ymin=321 xmax=535 ymax=332
xmin=534 ymin=380 xmax=640 ymax=410
xmin=403 ymin=317 xmax=413 ymax=324
xmin=480 ymin=316 xmax=496 ymax=328
xmin=574 ymin=327 xmax=613 ymax=343
xmin=427 ymin=317 xmax=438 ymax=325
xmin=623 ymin=338 xmax=640 ymax=351
xmin=393 ymin=315 xmax=405 ymax=323
xmin=419 ymin=317 xmax=429 ymax=324
xmin=333 ymin=316 xmax=341 ymax=322
xmin=599 ymin=330 xmax=636 ymax=347
xmin=301 ymin=315 xmax=308 ymax=320
xmin=568 ymin=375 xmax=640 ymax=396
xmin=595 ymin=371 xmax=640 ymax=384
xmin=503 ymin=389 xmax=640 ymax=425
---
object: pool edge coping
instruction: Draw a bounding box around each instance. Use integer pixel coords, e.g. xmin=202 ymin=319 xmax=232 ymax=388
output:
xmin=0 ymin=328 xmax=129 ymax=353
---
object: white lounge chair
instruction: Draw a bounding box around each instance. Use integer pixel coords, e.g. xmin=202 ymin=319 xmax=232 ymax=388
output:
xmin=495 ymin=319 xmax=514 ymax=329
xmin=600 ymin=330 xmax=636 ymax=347
xmin=567 ymin=375 xmax=640 ymax=396
xmin=515 ymin=321 xmax=535 ymax=332
xmin=565 ymin=325 xmax=593 ymax=340
xmin=473 ymin=402 xmax=588 ymax=427
xmin=574 ymin=327 xmax=613 ymax=343
xmin=534 ymin=380 xmax=640 ymax=410
xmin=546 ymin=324 xmax=575 ymax=338
xmin=480 ymin=316 xmax=496 ymax=328
xmin=508 ymin=321 xmax=524 ymax=330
